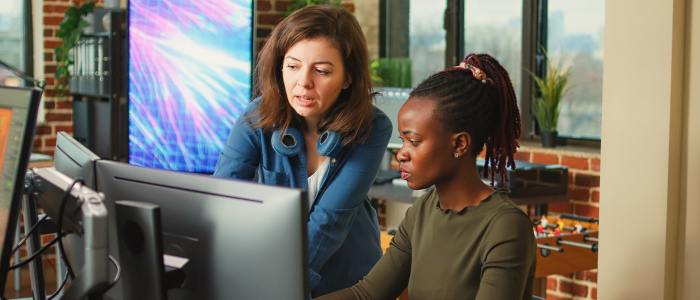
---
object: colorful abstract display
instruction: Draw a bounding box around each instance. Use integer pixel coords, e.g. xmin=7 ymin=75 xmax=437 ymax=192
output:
xmin=128 ymin=0 xmax=253 ymax=173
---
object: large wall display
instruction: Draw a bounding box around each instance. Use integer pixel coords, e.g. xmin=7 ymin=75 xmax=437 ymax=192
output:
xmin=128 ymin=0 xmax=253 ymax=172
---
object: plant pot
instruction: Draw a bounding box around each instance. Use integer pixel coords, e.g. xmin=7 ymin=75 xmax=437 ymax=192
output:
xmin=541 ymin=130 xmax=558 ymax=148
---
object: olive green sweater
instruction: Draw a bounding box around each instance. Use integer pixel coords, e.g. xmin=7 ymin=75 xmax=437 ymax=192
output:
xmin=315 ymin=189 xmax=536 ymax=300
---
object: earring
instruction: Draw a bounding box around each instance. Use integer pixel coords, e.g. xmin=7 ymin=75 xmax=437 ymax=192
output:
xmin=454 ymin=152 xmax=459 ymax=158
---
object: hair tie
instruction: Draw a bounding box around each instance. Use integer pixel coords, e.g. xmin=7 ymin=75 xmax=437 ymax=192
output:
xmin=458 ymin=62 xmax=493 ymax=85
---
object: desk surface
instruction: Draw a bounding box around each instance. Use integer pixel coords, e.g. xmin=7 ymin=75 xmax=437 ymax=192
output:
xmin=369 ymin=182 xmax=570 ymax=206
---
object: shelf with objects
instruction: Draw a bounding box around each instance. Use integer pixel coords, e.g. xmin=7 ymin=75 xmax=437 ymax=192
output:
xmin=68 ymin=8 xmax=128 ymax=161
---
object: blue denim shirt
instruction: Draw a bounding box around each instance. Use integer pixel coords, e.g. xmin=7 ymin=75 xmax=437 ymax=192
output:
xmin=213 ymin=97 xmax=392 ymax=297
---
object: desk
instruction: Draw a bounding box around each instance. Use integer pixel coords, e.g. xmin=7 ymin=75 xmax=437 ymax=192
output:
xmin=369 ymin=182 xmax=569 ymax=206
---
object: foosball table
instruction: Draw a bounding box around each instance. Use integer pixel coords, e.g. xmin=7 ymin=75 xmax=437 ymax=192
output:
xmin=532 ymin=213 xmax=599 ymax=296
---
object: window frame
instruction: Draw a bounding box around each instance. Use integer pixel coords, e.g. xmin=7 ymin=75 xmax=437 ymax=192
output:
xmin=454 ymin=0 xmax=602 ymax=148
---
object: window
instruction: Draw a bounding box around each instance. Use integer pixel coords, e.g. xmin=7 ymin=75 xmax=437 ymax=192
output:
xmin=546 ymin=0 xmax=604 ymax=139
xmin=464 ymin=0 xmax=523 ymax=105
xmin=0 ymin=0 xmax=27 ymax=86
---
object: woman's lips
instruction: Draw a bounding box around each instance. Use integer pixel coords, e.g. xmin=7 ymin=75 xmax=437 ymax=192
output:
xmin=295 ymin=96 xmax=316 ymax=107
xmin=400 ymin=168 xmax=410 ymax=180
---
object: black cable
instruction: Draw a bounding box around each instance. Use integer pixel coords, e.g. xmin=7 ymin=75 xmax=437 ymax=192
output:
xmin=106 ymin=255 xmax=121 ymax=291
xmin=56 ymin=177 xmax=83 ymax=281
xmin=47 ymin=268 xmax=70 ymax=300
xmin=9 ymin=234 xmax=62 ymax=270
xmin=11 ymin=214 xmax=49 ymax=255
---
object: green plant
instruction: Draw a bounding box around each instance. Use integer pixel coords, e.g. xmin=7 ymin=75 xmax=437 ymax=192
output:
xmin=371 ymin=58 xmax=412 ymax=88
xmin=54 ymin=1 xmax=95 ymax=98
xmin=284 ymin=0 xmax=344 ymax=17
xmin=526 ymin=47 xmax=574 ymax=132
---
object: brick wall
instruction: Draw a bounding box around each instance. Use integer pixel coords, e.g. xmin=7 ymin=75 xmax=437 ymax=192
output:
xmin=256 ymin=0 xmax=355 ymax=52
xmin=516 ymin=142 xmax=600 ymax=300
xmin=34 ymin=0 xmax=105 ymax=156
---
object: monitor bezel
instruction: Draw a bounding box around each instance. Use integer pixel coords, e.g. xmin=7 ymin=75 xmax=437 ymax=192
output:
xmin=0 ymin=86 xmax=42 ymax=295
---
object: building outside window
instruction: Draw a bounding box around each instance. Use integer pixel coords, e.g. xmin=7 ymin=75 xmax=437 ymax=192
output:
xmin=0 ymin=0 xmax=26 ymax=87
xmin=464 ymin=0 xmax=523 ymax=106
xmin=547 ymin=0 xmax=605 ymax=139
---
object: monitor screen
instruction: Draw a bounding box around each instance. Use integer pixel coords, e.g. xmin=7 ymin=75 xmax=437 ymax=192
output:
xmin=95 ymin=160 xmax=309 ymax=299
xmin=128 ymin=0 xmax=254 ymax=173
xmin=0 ymin=86 xmax=41 ymax=295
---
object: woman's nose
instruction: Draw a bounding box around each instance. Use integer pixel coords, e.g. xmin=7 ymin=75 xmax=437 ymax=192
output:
xmin=297 ymin=70 xmax=313 ymax=88
xmin=396 ymin=148 xmax=408 ymax=162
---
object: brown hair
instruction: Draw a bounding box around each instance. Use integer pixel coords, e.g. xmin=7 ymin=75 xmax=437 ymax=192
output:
xmin=251 ymin=5 xmax=375 ymax=144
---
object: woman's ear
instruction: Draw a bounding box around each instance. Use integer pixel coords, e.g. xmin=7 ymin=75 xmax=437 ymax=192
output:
xmin=453 ymin=132 xmax=471 ymax=157
xmin=343 ymin=73 xmax=352 ymax=89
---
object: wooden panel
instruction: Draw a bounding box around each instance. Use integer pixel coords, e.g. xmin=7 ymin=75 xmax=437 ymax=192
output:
xmin=535 ymin=232 xmax=598 ymax=278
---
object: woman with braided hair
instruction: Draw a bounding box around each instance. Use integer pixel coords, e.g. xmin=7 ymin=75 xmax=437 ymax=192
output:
xmin=315 ymin=54 xmax=536 ymax=300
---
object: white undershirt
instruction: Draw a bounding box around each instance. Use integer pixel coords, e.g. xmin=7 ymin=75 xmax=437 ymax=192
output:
xmin=307 ymin=157 xmax=331 ymax=207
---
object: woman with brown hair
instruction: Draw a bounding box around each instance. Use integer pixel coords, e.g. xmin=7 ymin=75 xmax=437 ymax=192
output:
xmin=213 ymin=5 xmax=392 ymax=298
xmin=314 ymin=54 xmax=536 ymax=300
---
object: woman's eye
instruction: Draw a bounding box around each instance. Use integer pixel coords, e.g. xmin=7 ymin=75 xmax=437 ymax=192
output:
xmin=286 ymin=64 xmax=298 ymax=70
xmin=409 ymin=139 xmax=420 ymax=146
xmin=316 ymin=69 xmax=330 ymax=75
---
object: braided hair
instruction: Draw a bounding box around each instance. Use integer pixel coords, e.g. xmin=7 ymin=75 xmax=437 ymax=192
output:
xmin=409 ymin=53 xmax=521 ymax=184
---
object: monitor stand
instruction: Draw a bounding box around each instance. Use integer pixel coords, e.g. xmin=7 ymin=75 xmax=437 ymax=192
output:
xmin=21 ymin=183 xmax=47 ymax=300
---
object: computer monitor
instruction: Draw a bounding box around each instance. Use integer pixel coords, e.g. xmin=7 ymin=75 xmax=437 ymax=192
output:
xmin=54 ymin=131 xmax=101 ymax=189
xmin=94 ymin=160 xmax=309 ymax=300
xmin=0 ymin=86 xmax=41 ymax=296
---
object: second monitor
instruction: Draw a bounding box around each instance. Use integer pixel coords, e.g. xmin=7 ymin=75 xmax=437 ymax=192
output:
xmin=94 ymin=160 xmax=309 ymax=299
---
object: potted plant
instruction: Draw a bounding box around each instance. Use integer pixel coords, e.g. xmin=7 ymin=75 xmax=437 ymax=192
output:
xmin=54 ymin=1 xmax=95 ymax=98
xmin=527 ymin=48 xmax=573 ymax=148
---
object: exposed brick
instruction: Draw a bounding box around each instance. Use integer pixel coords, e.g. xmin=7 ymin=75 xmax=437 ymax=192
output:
xmin=44 ymin=29 xmax=53 ymax=37
xmin=561 ymin=156 xmax=588 ymax=170
xmin=36 ymin=125 xmax=52 ymax=135
xmin=572 ymin=283 xmax=588 ymax=297
xmin=549 ymin=202 xmax=574 ymax=214
xmin=55 ymin=126 xmax=73 ymax=133
xmin=45 ymin=137 xmax=57 ymax=147
xmin=591 ymin=288 xmax=597 ymax=299
xmin=568 ymin=172 xmax=574 ymax=185
xmin=41 ymin=234 xmax=54 ymax=244
xmin=45 ymin=78 xmax=55 ymax=86
xmin=37 ymin=149 xmax=55 ymax=156
xmin=257 ymin=0 xmax=271 ymax=11
xmin=45 ymin=40 xmax=63 ymax=49
xmin=569 ymin=187 xmax=590 ymax=201
xmin=44 ymin=52 xmax=54 ymax=61
xmin=478 ymin=148 xmax=486 ymax=158
xmin=56 ymin=101 xmax=73 ymax=109
xmin=591 ymin=191 xmax=600 ymax=203
xmin=275 ymin=1 xmax=293 ymax=11
xmin=575 ymin=270 xmax=598 ymax=282
xmin=559 ymin=280 xmax=573 ymax=294
xmin=45 ymin=65 xmax=57 ymax=74
xmin=34 ymin=137 xmax=43 ymax=148
xmin=257 ymin=28 xmax=272 ymax=38
xmin=44 ymin=16 xmax=65 ymax=26
xmin=45 ymin=113 xmax=72 ymax=122
xmin=514 ymin=151 xmax=530 ymax=162
xmin=547 ymin=277 xmax=557 ymax=290
xmin=44 ymin=89 xmax=57 ymax=97
xmin=546 ymin=293 xmax=569 ymax=300
xmin=532 ymin=153 xmax=558 ymax=165
xmin=591 ymin=159 xmax=601 ymax=172
xmin=575 ymin=204 xmax=599 ymax=219
xmin=258 ymin=14 xmax=284 ymax=25
xmin=44 ymin=100 xmax=56 ymax=109
xmin=575 ymin=174 xmax=600 ymax=187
